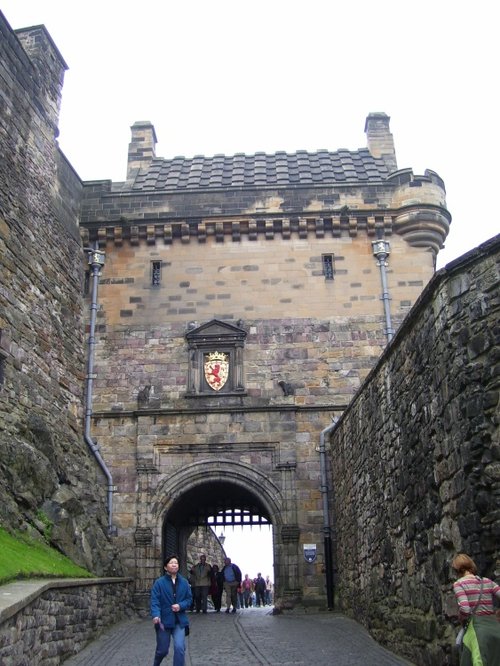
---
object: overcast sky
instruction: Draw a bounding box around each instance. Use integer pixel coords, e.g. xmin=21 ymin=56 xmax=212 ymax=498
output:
xmin=3 ymin=0 xmax=499 ymax=270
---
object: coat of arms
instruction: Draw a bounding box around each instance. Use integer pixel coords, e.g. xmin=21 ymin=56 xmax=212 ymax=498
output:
xmin=204 ymin=351 xmax=229 ymax=391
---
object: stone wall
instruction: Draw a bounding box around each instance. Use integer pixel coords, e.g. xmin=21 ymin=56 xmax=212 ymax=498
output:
xmin=329 ymin=235 xmax=500 ymax=665
xmin=0 ymin=578 xmax=133 ymax=666
xmin=88 ymin=232 xmax=429 ymax=343
xmin=0 ymin=13 xmax=120 ymax=575
xmin=186 ymin=527 xmax=226 ymax=574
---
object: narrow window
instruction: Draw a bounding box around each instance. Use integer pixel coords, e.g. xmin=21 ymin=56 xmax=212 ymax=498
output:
xmin=83 ymin=270 xmax=90 ymax=296
xmin=0 ymin=331 xmax=6 ymax=388
xmin=322 ymin=254 xmax=335 ymax=280
xmin=151 ymin=261 xmax=162 ymax=286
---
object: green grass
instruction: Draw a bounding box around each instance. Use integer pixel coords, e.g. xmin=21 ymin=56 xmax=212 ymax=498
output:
xmin=0 ymin=527 xmax=92 ymax=586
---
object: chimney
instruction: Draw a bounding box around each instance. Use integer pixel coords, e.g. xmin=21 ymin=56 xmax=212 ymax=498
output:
xmin=127 ymin=121 xmax=157 ymax=181
xmin=364 ymin=112 xmax=397 ymax=173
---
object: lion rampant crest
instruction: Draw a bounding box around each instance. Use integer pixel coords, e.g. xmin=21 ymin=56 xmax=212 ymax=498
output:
xmin=204 ymin=351 xmax=229 ymax=391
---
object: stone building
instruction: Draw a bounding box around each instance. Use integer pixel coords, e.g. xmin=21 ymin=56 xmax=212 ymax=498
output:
xmin=2 ymin=15 xmax=499 ymax=664
xmin=3 ymin=8 xmax=469 ymax=621
xmin=79 ymin=110 xmax=450 ymax=608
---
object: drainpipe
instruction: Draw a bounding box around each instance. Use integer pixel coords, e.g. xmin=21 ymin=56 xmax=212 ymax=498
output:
xmin=83 ymin=246 xmax=116 ymax=536
xmin=371 ymin=239 xmax=395 ymax=342
xmin=319 ymin=418 xmax=338 ymax=610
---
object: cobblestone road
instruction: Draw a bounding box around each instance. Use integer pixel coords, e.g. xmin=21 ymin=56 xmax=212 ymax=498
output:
xmin=64 ymin=607 xmax=415 ymax=666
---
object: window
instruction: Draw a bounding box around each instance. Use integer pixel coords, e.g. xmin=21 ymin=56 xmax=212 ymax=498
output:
xmin=83 ymin=270 xmax=90 ymax=296
xmin=151 ymin=261 xmax=162 ymax=286
xmin=322 ymin=254 xmax=335 ymax=280
xmin=0 ymin=331 xmax=6 ymax=388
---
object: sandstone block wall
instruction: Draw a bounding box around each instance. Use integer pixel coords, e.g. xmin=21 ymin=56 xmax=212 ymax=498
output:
xmin=93 ymin=232 xmax=431 ymax=330
xmin=0 ymin=579 xmax=133 ymax=666
xmin=329 ymin=235 xmax=500 ymax=666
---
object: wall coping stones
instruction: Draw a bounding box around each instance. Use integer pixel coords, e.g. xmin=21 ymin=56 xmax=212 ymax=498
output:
xmin=0 ymin=577 xmax=132 ymax=623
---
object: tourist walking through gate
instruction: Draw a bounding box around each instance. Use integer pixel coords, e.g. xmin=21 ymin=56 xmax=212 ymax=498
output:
xmin=265 ymin=575 xmax=273 ymax=605
xmin=254 ymin=572 xmax=267 ymax=607
xmin=150 ymin=555 xmax=192 ymax=666
xmin=190 ymin=554 xmax=212 ymax=613
xmin=209 ymin=563 xmax=224 ymax=612
xmin=221 ymin=556 xmax=242 ymax=613
xmin=242 ymin=573 xmax=254 ymax=607
xmin=452 ymin=553 xmax=500 ymax=665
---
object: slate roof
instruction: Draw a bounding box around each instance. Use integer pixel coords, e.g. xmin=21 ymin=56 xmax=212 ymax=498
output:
xmin=131 ymin=148 xmax=391 ymax=191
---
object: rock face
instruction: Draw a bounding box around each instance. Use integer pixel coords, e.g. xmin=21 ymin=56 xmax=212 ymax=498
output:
xmin=0 ymin=15 xmax=121 ymax=575
xmin=330 ymin=236 xmax=500 ymax=666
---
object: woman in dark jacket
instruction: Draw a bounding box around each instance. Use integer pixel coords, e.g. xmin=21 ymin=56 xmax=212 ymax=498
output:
xmin=150 ymin=555 xmax=192 ymax=666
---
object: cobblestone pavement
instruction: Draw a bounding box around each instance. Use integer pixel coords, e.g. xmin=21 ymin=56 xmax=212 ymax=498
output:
xmin=64 ymin=606 xmax=415 ymax=666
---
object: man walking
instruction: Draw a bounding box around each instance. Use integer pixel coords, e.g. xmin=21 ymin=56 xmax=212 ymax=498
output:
xmin=190 ymin=554 xmax=212 ymax=613
xmin=254 ymin=573 xmax=266 ymax=607
xmin=221 ymin=556 xmax=242 ymax=613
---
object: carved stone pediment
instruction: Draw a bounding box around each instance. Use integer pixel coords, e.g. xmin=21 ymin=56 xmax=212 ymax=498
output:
xmin=185 ymin=320 xmax=246 ymax=396
xmin=186 ymin=319 xmax=247 ymax=346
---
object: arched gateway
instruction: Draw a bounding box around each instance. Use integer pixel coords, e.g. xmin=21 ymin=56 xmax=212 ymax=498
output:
xmin=158 ymin=461 xmax=280 ymax=548
xmin=159 ymin=465 xmax=278 ymax=575
xmin=134 ymin=459 xmax=304 ymax=610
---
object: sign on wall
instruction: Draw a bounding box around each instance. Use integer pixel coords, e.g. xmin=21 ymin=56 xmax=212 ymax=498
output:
xmin=303 ymin=544 xmax=317 ymax=563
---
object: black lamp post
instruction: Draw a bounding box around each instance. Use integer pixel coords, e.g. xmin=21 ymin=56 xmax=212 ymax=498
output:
xmin=371 ymin=239 xmax=394 ymax=342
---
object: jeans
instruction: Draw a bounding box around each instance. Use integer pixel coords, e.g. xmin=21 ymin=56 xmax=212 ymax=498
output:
xmin=153 ymin=622 xmax=186 ymax=666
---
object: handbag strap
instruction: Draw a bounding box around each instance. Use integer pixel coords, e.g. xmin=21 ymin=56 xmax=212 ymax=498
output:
xmin=470 ymin=577 xmax=484 ymax=617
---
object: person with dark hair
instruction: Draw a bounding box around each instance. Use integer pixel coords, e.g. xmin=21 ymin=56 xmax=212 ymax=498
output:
xmin=254 ymin=573 xmax=266 ymax=607
xmin=451 ymin=553 xmax=500 ymax=665
xmin=209 ymin=563 xmax=224 ymax=612
xmin=150 ymin=555 xmax=192 ymax=666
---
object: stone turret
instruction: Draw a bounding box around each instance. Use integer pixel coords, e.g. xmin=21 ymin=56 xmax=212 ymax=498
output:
xmin=127 ymin=121 xmax=157 ymax=181
xmin=365 ymin=112 xmax=397 ymax=173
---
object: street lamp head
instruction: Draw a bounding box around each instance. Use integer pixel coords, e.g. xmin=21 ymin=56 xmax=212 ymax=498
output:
xmin=371 ymin=239 xmax=390 ymax=258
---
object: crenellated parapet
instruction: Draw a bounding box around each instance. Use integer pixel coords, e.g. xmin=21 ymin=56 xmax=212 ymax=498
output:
xmin=80 ymin=201 xmax=450 ymax=256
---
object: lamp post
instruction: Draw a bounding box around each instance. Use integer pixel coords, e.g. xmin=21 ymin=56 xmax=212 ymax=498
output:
xmin=371 ymin=239 xmax=395 ymax=343
xmin=218 ymin=533 xmax=226 ymax=546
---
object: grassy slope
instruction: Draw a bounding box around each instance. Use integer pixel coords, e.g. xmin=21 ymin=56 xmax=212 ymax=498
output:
xmin=0 ymin=527 xmax=92 ymax=586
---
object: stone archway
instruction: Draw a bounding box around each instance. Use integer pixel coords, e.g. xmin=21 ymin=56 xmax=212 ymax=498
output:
xmin=150 ymin=460 xmax=288 ymax=604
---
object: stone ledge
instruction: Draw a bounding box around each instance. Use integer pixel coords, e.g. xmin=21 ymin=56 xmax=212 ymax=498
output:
xmin=0 ymin=577 xmax=132 ymax=623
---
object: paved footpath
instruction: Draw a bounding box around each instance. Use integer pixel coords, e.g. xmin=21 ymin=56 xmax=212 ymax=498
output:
xmin=64 ymin=606 xmax=415 ymax=666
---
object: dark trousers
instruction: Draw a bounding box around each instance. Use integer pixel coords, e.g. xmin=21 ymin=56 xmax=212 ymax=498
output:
xmin=212 ymin=587 xmax=223 ymax=611
xmin=193 ymin=585 xmax=209 ymax=612
xmin=256 ymin=589 xmax=266 ymax=606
